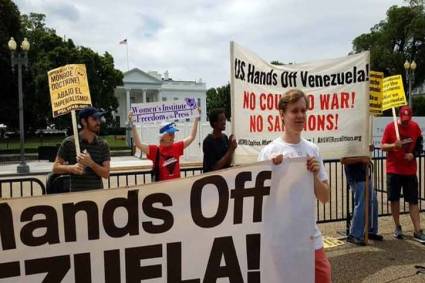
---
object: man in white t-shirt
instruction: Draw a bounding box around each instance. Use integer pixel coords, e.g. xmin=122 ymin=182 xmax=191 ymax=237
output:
xmin=258 ymin=89 xmax=331 ymax=283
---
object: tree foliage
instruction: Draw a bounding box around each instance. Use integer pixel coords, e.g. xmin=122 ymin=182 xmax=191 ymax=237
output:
xmin=352 ymin=1 xmax=425 ymax=93
xmin=206 ymin=83 xmax=231 ymax=120
xmin=0 ymin=0 xmax=21 ymax=128
xmin=0 ymin=8 xmax=123 ymax=131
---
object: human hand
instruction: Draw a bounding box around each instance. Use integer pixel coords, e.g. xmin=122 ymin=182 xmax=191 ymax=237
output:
xmin=394 ymin=140 xmax=402 ymax=150
xmin=229 ymin=134 xmax=238 ymax=151
xmin=128 ymin=111 xmax=135 ymax=126
xmin=70 ymin=163 xmax=85 ymax=175
xmin=77 ymin=150 xmax=95 ymax=167
xmin=369 ymin=144 xmax=375 ymax=152
xmin=196 ymin=107 xmax=201 ymax=121
xmin=404 ymin=153 xmax=414 ymax=161
xmin=271 ymin=153 xmax=284 ymax=165
xmin=307 ymin=155 xmax=320 ymax=176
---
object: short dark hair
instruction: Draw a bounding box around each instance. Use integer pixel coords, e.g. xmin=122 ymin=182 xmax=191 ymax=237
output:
xmin=208 ymin=108 xmax=226 ymax=128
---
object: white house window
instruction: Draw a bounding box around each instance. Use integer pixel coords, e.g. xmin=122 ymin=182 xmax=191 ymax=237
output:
xmin=162 ymin=97 xmax=167 ymax=102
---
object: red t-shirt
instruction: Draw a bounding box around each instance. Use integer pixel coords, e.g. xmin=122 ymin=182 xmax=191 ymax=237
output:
xmin=147 ymin=141 xmax=184 ymax=181
xmin=381 ymin=120 xmax=421 ymax=175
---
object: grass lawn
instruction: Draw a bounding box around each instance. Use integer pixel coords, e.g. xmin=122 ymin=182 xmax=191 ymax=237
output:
xmin=0 ymin=135 xmax=129 ymax=152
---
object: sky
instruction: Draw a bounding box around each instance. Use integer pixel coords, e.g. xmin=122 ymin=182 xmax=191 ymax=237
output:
xmin=14 ymin=0 xmax=405 ymax=88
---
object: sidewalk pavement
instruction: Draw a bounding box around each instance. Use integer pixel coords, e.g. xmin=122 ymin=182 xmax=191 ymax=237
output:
xmin=322 ymin=214 xmax=425 ymax=282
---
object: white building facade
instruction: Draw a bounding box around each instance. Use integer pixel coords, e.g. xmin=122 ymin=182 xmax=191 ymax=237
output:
xmin=115 ymin=68 xmax=207 ymax=127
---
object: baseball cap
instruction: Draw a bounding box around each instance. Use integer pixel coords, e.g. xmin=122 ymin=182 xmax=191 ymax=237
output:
xmin=399 ymin=106 xmax=412 ymax=122
xmin=159 ymin=122 xmax=179 ymax=136
xmin=78 ymin=107 xmax=106 ymax=120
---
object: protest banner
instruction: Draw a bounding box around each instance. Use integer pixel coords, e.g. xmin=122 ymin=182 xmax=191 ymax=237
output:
xmin=130 ymin=98 xmax=198 ymax=124
xmin=382 ymin=75 xmax=407 ymax=111
xmin=48 ymin=64 xmax=92 ymax=155
xmin=369 ymin=71 xmax=383 ymax=115
xmin=48 ymin=64 xmax=91 ymax=118
xmin=230 ymin=42 xmax=370 ymax=163
xmin=382 ymin=75 xmax=407 ymax=140
xmin=0 ymin=159 xmax=314 ymax=282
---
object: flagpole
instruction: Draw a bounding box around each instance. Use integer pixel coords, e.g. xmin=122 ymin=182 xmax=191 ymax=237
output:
xmin=126 ymin=42 xmax=129 ymax=71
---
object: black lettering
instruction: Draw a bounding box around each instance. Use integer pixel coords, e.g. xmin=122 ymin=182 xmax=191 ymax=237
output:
xmin=0 ymin=203 xmax=16 ymax=250
xmin=63 ymin=201 xmax=100 ymax=242
xmin=191 ymin=175 xmax=229 ymax=228
xmin=142 ymin=193 xmax=174 ymax=234
xmin=105 ymin=250 xmax=121 ymax=283
xmin=74 ymin=253 xmax=91 ymax=283
xmin=125 ymin=245 xmax=162 ymax=282
xmin=231 ymin=171 xmax=271 ymax=224
xmin=204 ymin=237 xmax=243 ymax=283
xmin=0 ymin=262 xmax=20 ymax=279
xmin=25 ymin=255 xmax=70 ymax=283
xmin=20 ymin=205 xmax=60 ymax=246
xmin=103 ymin=190 xmax=139 ymax=238
xmin=167 ymin=242 xmax=200 ymax=283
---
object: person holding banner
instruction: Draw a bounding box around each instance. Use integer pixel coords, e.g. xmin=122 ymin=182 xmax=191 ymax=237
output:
xmin=258 ymin=89 xmax=331 ymax=283
xmin=52 ymin=107 xmax=111 ymax=191
xmin=128 ymin=109 xmax=200 ymax=181
xmin=341 ymin=154 xmax=383 ymax=246
xmin=202 ymin=108 xmax=237 ymax=172
xmin=381 ymin=106 xmax=425 ymax=242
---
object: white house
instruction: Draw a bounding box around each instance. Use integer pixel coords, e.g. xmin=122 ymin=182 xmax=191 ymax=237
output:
xmin=114 ymin=68 xmax=207 ymax=127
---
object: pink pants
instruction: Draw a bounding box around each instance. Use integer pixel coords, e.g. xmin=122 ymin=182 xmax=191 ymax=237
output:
xmin=315 ymin=248 xmax=331 ymax=283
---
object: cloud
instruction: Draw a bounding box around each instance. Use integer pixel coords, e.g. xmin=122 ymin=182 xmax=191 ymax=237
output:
xmin=14 ymin=0 xmax=404 ymax=87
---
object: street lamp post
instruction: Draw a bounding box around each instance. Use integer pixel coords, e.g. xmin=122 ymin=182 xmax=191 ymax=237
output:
xmin=8 ymin=37 xmax=30 ymax=174
xmin=404 ymin=59 xmax=417 ymax=107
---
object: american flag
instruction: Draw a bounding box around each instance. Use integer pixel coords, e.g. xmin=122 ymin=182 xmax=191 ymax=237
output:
xmin=119 ymin=39 xmax=127 ymax=44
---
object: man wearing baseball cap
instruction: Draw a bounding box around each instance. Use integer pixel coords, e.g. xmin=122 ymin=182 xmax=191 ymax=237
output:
xmin=128 ymin=108 xmax=200 ymax=181
xmin=52 ymin=107 xmax=111 ymax=191
xmin=381 ymin=105 xmax=425 ymax=242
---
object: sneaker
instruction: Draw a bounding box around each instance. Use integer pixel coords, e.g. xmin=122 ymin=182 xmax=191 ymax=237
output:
xmin=347 ymin=235 xmax=366 ymax=246
xmin=394 ymin=225 xmax=403 ymax=239
xmin=413 ymin=230 xmax=425 ymax=243
xmin=368 ymin=233 xmax=384 ymax=241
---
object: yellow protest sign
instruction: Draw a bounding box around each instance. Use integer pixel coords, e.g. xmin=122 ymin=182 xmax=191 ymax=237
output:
xmin=369 ymin=71 xmax=383 ymax=115
xmin=382 ymin=75 xmax=407 ymax=111
xmin=48 ymin=64 xmax=92 ymax=117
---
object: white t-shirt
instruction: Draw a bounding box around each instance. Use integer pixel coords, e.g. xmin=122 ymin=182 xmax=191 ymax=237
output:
xmin=258 ymin=137 xmax=328 ymax=250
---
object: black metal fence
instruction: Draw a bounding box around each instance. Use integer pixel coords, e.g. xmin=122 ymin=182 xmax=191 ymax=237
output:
xmin=1 ymin=151 xmax=424 ymax=229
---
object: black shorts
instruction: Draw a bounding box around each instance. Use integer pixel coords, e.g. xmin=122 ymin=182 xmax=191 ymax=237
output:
xmin=387 ymin=174 xmax=418 ymax=204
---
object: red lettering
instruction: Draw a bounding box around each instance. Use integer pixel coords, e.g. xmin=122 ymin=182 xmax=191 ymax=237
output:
xmin=340 ymin=92 xmax=349 ymax=108
xmin=243 ymin=91 xmax=256 ymax=110
xmin=267 ymin=115 xmax=282 ymax=132
xmin=320 ymin=94 xmax=330 ymax=110
xmin=307 ymin=95 xmax=314 ymax=110
xmin=259 ymin=93 xmax=266 ymax=111
xmin=250 ymin=115 xmax=263 ymax=132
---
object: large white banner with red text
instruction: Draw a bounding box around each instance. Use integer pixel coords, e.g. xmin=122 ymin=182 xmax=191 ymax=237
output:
xmin=0 ymin=159 xmax=314 ymax=282
xmin=230 ymin=42 xmax=370 ymax=163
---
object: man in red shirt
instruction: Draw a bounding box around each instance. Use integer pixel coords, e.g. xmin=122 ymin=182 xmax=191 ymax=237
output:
xmin=128 ymin=109 xmax=200 ymax=181
xmin=381 ymin=106 xmax=424 ymax=242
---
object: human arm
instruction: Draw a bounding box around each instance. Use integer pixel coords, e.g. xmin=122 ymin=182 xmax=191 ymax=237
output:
xmin=381 ymin=140 xmax=402 ymax=152
xmin=307 ymin=156 xmax=330 ymax=204
xmin=183 ymin=108 xmax=201 ymax=148
xmin=77 ymin=150 xmax=110 ymax=178
xmin=340 ymin=156 xmax=370 ymax=165
xmin=52 ymin=156 xmax=85 ymax=175
xmin=206 ymin=135 xmax=238 ymax=171
xmin=128 ymin=111 xmax=150 ymax=155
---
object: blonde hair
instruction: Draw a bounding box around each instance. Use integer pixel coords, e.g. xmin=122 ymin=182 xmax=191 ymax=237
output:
xmin=278 ymin=89 xmax=309 ymax=113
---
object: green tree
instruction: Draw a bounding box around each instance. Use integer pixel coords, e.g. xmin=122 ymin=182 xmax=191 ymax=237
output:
xmin=6 ymin=12 xmax=124 ymax=131
xmin=206 ymin=83 xmax=231 ymax=120
xmin=352 ymin=1 xmax=425 ymax=98
xmin=0 ymin=0 xmax=22 ymax=129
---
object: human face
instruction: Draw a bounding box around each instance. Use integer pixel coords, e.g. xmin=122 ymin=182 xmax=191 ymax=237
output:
xmin=84 ymin=116 xmax=101 ymax=134
xmin=160 ymin=132 xmax=175 ymax=146
xmin=214 ymin=113 xmax=227 ymax=131
xmin=280 ymin=98 xmax=307 ymax=133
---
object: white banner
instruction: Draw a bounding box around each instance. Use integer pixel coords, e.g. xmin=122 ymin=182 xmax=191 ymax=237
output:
xmin=131 ymin=98 xmax=198 ymax=124
xmin=230 ymin=42 xmax=370 ymax=163
xmin=0 ymin=159 xmax=314 ymax=282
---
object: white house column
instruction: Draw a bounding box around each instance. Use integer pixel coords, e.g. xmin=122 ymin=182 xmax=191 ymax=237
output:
xmin=142 ymin=89 xmax=146 ymax=103
xmin=126 ymin=88 xmax=131 ymax=112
